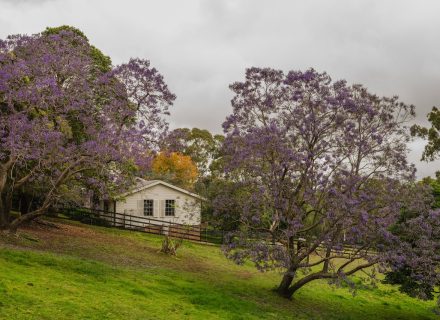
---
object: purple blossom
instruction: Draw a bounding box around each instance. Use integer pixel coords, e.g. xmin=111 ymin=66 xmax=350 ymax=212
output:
xmin=0 ymin=30 xmax=174 ymax=230
xmin=218 ymin=67 xmax=420 ymax=299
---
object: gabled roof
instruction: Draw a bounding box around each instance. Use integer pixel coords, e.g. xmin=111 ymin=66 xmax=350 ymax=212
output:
xmin=116 ymin=178 xmax=206 ymax=201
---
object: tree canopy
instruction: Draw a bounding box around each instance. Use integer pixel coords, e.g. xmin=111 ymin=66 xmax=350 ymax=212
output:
xmin=411 ymin=106 xmax=440 ymax=161
xmin=43 ymin=25 xmax=112 ymax=73
xmin=151 ymin=152 xmax=198 ymax=189
xmin=219 ymin=67 xmax=434 ymax=299
xmin=162 ymin=127 xmax=224 ymax=177
xmin=0 ymin=27 xmax=174 ymax=231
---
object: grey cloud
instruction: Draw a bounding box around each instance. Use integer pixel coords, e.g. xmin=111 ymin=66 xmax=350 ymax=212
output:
xmin=0 ymin=0 xmax=54 ymax=4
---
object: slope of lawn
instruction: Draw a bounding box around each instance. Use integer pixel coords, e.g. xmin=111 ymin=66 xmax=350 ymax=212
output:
xmin=0 ymin=218 xmax=437 ymax=320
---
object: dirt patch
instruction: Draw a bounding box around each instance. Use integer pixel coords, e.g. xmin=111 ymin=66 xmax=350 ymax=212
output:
xmin=0 ymin=218 xmax=213 ymax=274
xmin=236 ymin=270 xmax=255 ymax=280
xmin=22 ymin=220 xmax=109 ymax=241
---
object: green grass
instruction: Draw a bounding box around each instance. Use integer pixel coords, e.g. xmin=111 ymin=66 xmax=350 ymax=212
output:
xmin=0 ymin=219 xmax=437 ymax=319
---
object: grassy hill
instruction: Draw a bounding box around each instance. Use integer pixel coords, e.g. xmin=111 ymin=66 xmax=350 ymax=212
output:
xmin=0 ymin=219 xmax=437 ymax=319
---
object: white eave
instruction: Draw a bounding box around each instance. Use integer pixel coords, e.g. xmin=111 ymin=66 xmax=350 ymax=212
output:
xmin=116 ymin=178 xmax=206 ymax=201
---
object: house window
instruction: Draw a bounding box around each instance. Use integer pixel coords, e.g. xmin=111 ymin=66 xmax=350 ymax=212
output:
xmin=165 ymin=200 xmax=175 ymax=216
xmin=143 ymin=199 xmax=154 ymax=216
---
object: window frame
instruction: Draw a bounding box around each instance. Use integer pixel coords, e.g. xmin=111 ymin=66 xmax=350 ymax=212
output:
xmin=143 ymin=199 xmax=154 ymax=216
xmin=165 ymin=199 xmax=175 ymax=216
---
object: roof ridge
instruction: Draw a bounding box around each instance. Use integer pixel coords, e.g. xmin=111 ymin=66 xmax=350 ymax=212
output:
xmin=116 ymin=178 xmax=206 ymax=201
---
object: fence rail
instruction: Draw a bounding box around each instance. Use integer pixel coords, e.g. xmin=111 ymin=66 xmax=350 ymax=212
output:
xmin=60 ymin=207 xmax=371 ymax=256
xmin=61 ymin=207 xmax=225 ymax=244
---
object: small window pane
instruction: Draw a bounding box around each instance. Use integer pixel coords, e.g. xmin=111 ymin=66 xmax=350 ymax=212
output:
xmin=144 ymin=200 xmax=153 ymax=216
xmin=165 ymin=200 xmax=175 ymax=216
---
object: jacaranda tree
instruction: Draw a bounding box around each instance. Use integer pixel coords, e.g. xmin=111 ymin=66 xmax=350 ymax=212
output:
xmin=0 ymin=28 xmax=175 ymax=232
xmin=220 ymin=67 xmax=427 ymax=298
xmin=384 ymin=183 xmax=440 ymax=302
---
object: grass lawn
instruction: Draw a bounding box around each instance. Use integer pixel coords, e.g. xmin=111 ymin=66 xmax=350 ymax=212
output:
xmin=0 ymin=218 xmax=437 ymax=319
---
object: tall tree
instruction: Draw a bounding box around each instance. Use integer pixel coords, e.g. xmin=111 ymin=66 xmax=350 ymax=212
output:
xmin=162 ymin=128 xmax=224 ymax=177
xmin=220 ymin=67 xmax=419 ymax=298
xmin=162 ymin=128 xmax=226 ymax=221
xmin=0 ymin=28 xmax=175 ymax=232
xmin=411 ymin=106 xmax=440 ymax=161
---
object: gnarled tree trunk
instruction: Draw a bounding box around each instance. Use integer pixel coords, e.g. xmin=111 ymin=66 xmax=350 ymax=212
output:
xmin=277 ymin=267 xmax=296 ymax=298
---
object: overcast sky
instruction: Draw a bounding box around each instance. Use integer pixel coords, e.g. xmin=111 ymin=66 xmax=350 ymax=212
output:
xmin=1 ymin=0 xmax=439 ymax=177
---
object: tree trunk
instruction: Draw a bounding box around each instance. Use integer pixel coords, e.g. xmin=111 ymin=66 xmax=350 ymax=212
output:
xmin=19 ymin=193 xmax=32 ymax=215
xmin=288 ymin=274 xmax=321 ymax=296
xmin=0 ymin=194 xmax=11 ymax=230
xmin=285 ymin=272 xmax=334 ymax=299
xmin=0 ymin=171 xmax=8 ymax=230
xmin=8 ymin=206 xmax=49 ymax=233
xmin=277 ymin=266 xmax=297 ymax=298
xmin=277 ymin=274 xmax=294 ymax=297
xmin=0 ymin=207 xmax=9 ymax=230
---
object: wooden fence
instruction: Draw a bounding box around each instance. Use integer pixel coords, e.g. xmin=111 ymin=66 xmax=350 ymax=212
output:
xmin=62 ymin=207 xmax=225 ymax=243
xmin=59 ymin=207 xmax=370 ymax=255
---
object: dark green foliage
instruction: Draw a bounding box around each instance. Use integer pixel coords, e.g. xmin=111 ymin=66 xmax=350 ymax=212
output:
xmin=60 ymin=207 xmax=110 ymax=227
xmin=43 ymin=25 xmax=89 ymax=39
xmin=383 ymin=266 xmax=434 ymax=300
xmin=411 ymin=106 xmax=440 ymax=161
xmin=422 ymin=174 xmax=440 ymax=209
xmin=89 ymin=45 xmax=112 ymax=72
xmin=163 ymin=127 xmax=224 ymax=177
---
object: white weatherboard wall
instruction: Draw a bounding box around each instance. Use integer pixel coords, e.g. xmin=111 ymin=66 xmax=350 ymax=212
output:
xmin=115 ymin=184 xmax=201 ymax=226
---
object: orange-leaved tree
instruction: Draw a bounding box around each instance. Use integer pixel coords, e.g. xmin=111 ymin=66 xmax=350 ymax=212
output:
xmin=151 ymin=152 xmax=198 ymax=189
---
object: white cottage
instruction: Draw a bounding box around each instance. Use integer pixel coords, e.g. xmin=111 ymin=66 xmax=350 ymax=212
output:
xmin=99 ymin=178 xmax=203 ymax=227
